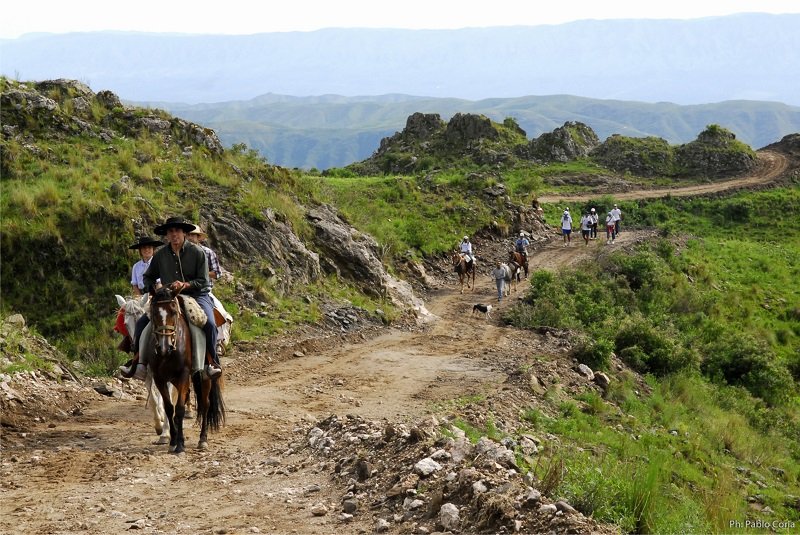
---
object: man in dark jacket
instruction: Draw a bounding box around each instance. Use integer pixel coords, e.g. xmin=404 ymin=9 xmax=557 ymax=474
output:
xmin=120 ymin=216 xmax=222 ymax=379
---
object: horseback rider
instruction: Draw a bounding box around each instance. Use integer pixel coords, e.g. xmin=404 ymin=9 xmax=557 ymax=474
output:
xmin=120 ymin=216 xmax=222 ymax=380
xmin=514 ymin=231 xmax=530 ymax=261
xmin=187 ymin=225 xmax=234 ymax=357
xmin=115 ymin=235 xmax=164 ymax=356
xmin=459 ymin=236 xmax=474 ymax=266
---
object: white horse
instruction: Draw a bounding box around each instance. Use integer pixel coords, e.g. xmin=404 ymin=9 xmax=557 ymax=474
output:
xmin=500 ymin=262 xmax=518 ymax=296
xmin=115 ymin=294 xmax=172 ymax=445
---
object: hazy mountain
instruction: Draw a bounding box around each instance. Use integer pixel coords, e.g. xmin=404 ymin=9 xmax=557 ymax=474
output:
xmin=156 ymin=93 xmax=800 ymax=170
xmin=2 ymin=14 xmax=798 ymax=106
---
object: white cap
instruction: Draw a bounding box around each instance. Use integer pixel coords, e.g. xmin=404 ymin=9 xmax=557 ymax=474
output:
xmin=519 ymin=232 xmax=524 ymax=236
xmin=463 ymin=236 xmax=469 ymax=240
xmin=591 ymin=208 xmax=595 ymax=212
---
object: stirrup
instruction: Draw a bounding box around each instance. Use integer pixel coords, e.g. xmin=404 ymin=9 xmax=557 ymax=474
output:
xmin=206 ymin=364 xmax=222 ymax=378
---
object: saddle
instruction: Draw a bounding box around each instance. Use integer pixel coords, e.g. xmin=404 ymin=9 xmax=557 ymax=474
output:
xmin=177 ymin=295 xmax=207 ymax=327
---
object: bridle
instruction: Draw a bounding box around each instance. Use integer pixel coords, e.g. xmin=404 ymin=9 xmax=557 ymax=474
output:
xmin=153 ymin=297 xmax=181 ymax=352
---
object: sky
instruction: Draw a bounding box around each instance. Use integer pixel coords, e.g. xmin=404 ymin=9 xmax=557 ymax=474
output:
xmin=2 ymin=0 xmax=799 ymax=38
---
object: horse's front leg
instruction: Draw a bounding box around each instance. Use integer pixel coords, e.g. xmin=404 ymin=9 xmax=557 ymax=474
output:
xmin=156 ymin=381 xmax=178 ymax=451
xmin=171 ymin=381 xmax=188 ymax=454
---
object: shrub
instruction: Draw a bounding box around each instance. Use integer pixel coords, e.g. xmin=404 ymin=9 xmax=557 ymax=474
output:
xmin=701 ymin=331 xmax=794 ymax=406
xmin=573 ymin=335 xmax=614 ymax=370
xmin=615 ymin=315 xmax=695 ymax=376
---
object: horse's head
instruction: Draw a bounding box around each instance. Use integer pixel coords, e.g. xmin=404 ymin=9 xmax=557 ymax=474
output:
xmin=150 ymin=287 xmax=182 ymax=355
xmin=115 ymin=294 xmax=149 ymax=340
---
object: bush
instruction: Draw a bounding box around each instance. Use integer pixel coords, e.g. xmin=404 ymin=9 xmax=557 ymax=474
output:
xmin=615 ymin=316 xmax=695 ymax=376
xmin=701 ymin=331 xmax=795 ymax=406
xmin=573 ymin=336 xmax=614 ymax=370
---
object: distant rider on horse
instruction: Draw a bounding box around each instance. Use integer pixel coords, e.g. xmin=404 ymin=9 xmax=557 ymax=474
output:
xmin=460 ymin=236 xmax=474 ymax=266
xmin=514 ymin=232 xmax=529 ymax=262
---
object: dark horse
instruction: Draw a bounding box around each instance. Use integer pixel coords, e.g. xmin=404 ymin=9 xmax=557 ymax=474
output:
xmin=149 ymin=287 xmax=225 ymax=453
xmin=509 ymin=251 xmax=529 ymax=281
xmin=452 ymin=251 xmax=475 ymax=294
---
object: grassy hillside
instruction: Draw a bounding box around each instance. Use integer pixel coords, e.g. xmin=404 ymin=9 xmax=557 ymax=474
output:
xmin=3 ymin=76 xmax=798 ymax=533
xmin=504 ymin=186 xmax=800 ymax=532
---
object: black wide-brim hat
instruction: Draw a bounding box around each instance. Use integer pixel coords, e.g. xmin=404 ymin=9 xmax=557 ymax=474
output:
xmin=153 ymin=216 xmax=196 ymax=236
xmin=129 ymin=235 xmax=164 ymax=250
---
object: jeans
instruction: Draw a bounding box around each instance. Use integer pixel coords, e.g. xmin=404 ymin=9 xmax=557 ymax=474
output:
xmin=194 ymin=293 xmax=219 ymax=365
xmin=495 ymin=278 xmax=505 ymax=300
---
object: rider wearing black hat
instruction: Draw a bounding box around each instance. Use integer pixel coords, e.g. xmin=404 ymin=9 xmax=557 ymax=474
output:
xmin=120 ymin=216 xmax=222 ymax=380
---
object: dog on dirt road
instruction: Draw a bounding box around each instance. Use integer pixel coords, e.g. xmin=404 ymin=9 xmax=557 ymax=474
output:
xmin=471 ymin=303 xmax=493 ymax=319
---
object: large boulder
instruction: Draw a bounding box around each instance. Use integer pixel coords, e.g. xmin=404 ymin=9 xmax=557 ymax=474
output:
xmin=307 ymin=205 xmax=435 ymax=323
xmin=444 ymin=113 xmax=499 ymax=146
xmin=675 ymin=125 xmax=757 ymax=178
xmin=525 ymin=121 xmax=600 ymax=163
xmin=204 ymin=211 xmax=321 ymax=292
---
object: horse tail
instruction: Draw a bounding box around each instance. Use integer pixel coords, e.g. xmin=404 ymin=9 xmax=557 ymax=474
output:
xmin=192 ymin=373 xmax=226 ymax=431
xmin=207 ymin=378 xmax=226 ymax=431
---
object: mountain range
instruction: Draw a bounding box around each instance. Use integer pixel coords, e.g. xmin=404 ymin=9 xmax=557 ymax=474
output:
xmin=2 ymin=14 xmax=797 ymax=105
xmin=158 ymin=94 xmax=800 ymax=170
xmin=2 ymin=13 xmax=799 ymax=169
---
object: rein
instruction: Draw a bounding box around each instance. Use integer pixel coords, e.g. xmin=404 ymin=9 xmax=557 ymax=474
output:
xmin=153 ymin=297 xmax=182 ymax=344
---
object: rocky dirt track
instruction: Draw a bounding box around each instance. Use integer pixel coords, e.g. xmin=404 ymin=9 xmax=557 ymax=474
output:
xmin=1 ymin=230 xmax=641 ymax=535
xmin=0 ymin=150 xmax=792 ymax=534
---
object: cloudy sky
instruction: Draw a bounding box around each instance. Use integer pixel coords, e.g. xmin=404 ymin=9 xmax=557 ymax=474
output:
xmin=2 ymin=0 xmax=798 ymax=38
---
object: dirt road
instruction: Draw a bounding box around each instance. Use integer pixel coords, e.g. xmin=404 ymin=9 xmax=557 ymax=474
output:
xmin=537 ymin=150 xmax=788 ymax=204
xmin=0 ymin=150 xmax=790 ymax=534
xmin=0 ymin=231 xmax=639 ymax=534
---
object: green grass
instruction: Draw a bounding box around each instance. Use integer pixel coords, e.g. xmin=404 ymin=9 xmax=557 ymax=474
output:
xmin=519 ymin=371 xmax=799 ymax=534
xmin=506 ymin=185 xmax=800 ymax=532
xmin=306 ymin=173 xmax=508 ymax=258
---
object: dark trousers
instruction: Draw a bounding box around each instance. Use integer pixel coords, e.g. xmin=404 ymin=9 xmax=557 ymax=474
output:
xmin=194 ymin=294 xmax=219 ymax=365
xmin=590 ymin=223 xmax=598 ymax=238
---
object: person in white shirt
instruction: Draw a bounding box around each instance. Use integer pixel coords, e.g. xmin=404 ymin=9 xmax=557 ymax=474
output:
xmin=589 ymin=207 xmax=599 ymax=239
xmin=561 ymin=210 xmax=573 ymax=246
xmin=459 ymin=236 xmax=474 ymax=264
xmin=129 ymin=235 xmax=163 ymax=296
xmin=611 ymin=204 xmax=623 ymax=236
xmin=605 ymin=211 xmax=616 ymax=244
xmin=580 ymin=212 xmax=592 ymax=246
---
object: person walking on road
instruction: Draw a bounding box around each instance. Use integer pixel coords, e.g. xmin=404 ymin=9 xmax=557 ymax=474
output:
xmin=589 ymin=207 xmax=598 ymax=239
xmin=605 ymin=211 xmax=616 ymax=244
xmin=611 ymin=204 xmax=623 ymax=236
xmin=561 ymin=209 xmax=573 ymax=246
xmin=492 ymin=261 xmax=507 ymax=302
xmin=580 ymin=211 xmax=592 ymax=246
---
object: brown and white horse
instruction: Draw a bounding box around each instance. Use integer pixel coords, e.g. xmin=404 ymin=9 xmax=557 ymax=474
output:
xmin=509 ymin=251 xmax=529 ymax=281
xmin=452 ymin=251 xmax=476 ymax=294
xmin=149 ymin=287 xmax=225 ymax=453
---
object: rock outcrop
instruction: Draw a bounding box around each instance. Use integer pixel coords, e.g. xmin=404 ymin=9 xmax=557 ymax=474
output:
xmin=307 ymin=205 xmax=435 ymax=323
xmin=524 ymin=121 xmax=600 ymax=163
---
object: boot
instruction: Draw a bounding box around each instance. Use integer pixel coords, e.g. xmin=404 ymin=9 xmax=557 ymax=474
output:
xmin=204 ymin=351 xmax=222 ymax=379
xmin=120 ymin=355 xmax=146 ymax=381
